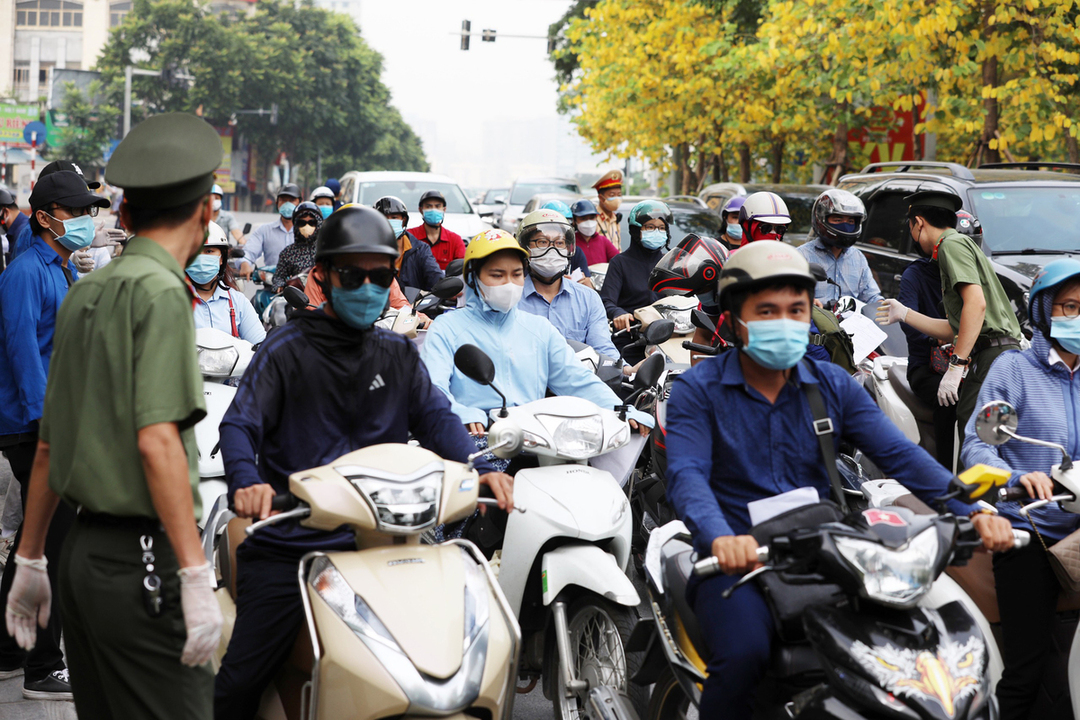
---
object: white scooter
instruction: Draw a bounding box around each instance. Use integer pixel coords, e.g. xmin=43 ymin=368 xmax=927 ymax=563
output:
xmin=633 ymin=296 xmax=697 ymax=367
xmin=194 ymin=327 xmax=254 ymax=525
xmin=452 ymin=344 xmax=645 ymax=720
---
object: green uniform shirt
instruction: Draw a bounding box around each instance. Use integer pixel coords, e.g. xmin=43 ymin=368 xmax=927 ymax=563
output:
xmin=40 ymin=237 xmax=206 ymax=518
xmin=935 ymin=228 xmax=1021 ymax=343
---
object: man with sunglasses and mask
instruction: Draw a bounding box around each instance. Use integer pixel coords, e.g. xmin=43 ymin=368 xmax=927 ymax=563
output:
xmin=796 ymin=189 xmax=881 ymax=307
xmin=214 ymin=205 xmax=514 ymax=719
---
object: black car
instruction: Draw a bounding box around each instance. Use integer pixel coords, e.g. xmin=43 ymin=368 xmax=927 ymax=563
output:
xmin=837 ymin=161 xmax=1080 ymax=333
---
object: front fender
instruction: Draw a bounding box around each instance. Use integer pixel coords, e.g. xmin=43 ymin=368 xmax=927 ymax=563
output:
xmin=542 ymin=544 xmax=640 ymax=607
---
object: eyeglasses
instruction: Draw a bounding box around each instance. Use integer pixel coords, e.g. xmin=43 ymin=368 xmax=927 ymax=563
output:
xmin=295 ymin=218 xmax=318 ymax=228
xmin=528 ymin=236 xmax=569 ymax=251
xmin=1053 ymin=301 xmax=1080 ymax=319
xmin=49 ymin=204 xmax=98 ymax=218
xmin=332 ymin=264 xmax=396 ymax=290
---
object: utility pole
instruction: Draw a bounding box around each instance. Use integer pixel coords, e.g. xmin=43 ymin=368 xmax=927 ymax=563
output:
xmin=124 ymin=64 xmax=195 ymax=137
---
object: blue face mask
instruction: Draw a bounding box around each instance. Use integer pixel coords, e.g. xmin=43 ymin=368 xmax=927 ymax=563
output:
xmin=1051 ymin=315 xmax=1080 ymax=355
xmin=423 ymin=209 xmax=444 ymax=226
xmin=319 ymin=205 xmax=333 ymax=219
xmin=641 ymin=229 xmax=667 ymax=250
xmin=726 ymin=223 xmax=743 ymax=241
xmin=186 ymin=254 xmax=221 ymax=285
xmin=46 ymin=213 xmax=96 ymax=251
xmin=738 ymin=318 xmax=810 ymax=370
xmin=331 ymin=282 xmax=390 ymax=330
xmin=388 ymin=218 xmax=405 ymax=238
xmin=279 ymin=202 xmax=296 ymax=219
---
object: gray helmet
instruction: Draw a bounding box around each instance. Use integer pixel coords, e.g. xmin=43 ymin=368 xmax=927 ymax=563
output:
xmin=811 ymin=188 xmax=866 ymax=248
xmin=315 ymin=204 xmax=398 ymax=260
xmin=718 ymin=240 xmax=816 ymax=310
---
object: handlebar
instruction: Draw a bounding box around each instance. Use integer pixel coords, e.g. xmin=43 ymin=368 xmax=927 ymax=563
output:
xmin=683 ymin=341 xmax=719 ymax=356
xmin=1013 ymin=529 xmax=1031 ymax=549
xmin=998 ymin=486 xmax=1030 ymax=503
xmin=612 ymin=321 xmax=642 ymax=338
xmin=692 ymin=546 xmax=770 ymax=580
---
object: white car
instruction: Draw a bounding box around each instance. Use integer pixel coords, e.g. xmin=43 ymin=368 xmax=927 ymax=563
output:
xmin=337 ymin=171 xmax=493 ymax=240
xmin=498 ymin=176 xmax=582 ymax=234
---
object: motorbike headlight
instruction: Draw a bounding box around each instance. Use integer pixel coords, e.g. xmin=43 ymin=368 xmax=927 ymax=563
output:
xmin=309 ymin=555 xmax=399 ymax=648
xmin=835 ymin=528 xmax=939 ymax=608
xmin=606 ymin=422 xmax=630 ymax=450
xmin=349 ymin=471 xmax=442 ymax=533
xmin=537 ymin=414 xmax=604 ymax=460
xmin=197 ymin=346 xmax=239 ymax=377
xmin=592 ymin=273 xmax=606 ymax=291
xmin=657 ymin=306 xmax=693 ymax=334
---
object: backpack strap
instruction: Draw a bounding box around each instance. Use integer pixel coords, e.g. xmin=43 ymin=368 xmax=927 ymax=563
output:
xmin=798 ymin=361 xmax=849 ymax=514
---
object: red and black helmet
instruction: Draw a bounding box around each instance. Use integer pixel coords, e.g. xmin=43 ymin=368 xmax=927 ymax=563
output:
xmin=649 ymin=234 xmax=729 ymax=297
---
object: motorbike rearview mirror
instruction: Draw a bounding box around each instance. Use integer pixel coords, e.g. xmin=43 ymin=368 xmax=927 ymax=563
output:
xmin=282 ymin=286 xmax=311 ymax=311
xmin=487 ymin=419 xmax=524 ymax=459
xmin=229 ymin=247 xmax=246 ymax=259
xmin=454 ymin=344 xmax=509 ymax=417
xmin=633 ymin=353 xmax=665 ymax=390
xmin=430 ymin=275 xmax=464 ymax=300
xmin=808 ymin=263 xmax=828 ymax=282
xmin=242 ymin=223 xmax=252 ymax=235
xmin=415 ymin=294 xmax=440 ymax=314
xmin=975 ymin=401 xmax=1018 ymax=446
xmin=644 ymin=318 xmax=675 ymax=346
xmin=445 ymin=258 xmax=465 ymax=277
xmin=691 ymin=308 xmax=717 ymax=333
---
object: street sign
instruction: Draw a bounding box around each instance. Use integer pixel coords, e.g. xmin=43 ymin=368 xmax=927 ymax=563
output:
xmin=23 ymin=121 xmax=47 ymax=145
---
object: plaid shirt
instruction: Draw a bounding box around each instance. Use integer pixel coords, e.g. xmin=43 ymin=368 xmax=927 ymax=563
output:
xmin=796 ymin=238 xmax=882 ymax=305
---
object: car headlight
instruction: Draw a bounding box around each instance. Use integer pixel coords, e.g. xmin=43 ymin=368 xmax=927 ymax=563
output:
xmin=537 ymin=414 xmax=603 ymax=459
xmin=348 ymin=471 xmax=442 ymax=532
xmin=657 ymin=306 xmax=693 ymax=334
xmin=835 ymin=528 xmax=939 ymax=608
xmin=197 ymin=346 xmax=239 ymax=377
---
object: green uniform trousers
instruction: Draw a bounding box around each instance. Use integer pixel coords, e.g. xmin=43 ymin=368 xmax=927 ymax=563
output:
xmin=59 ymin=514 xmax=213 ymax=719
xmin=956 ymin=342 xmax=1020 ymax=451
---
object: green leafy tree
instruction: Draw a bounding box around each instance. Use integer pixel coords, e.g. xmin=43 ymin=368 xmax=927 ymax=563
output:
xmin=53 ymin=81 xmax=121 ymax=169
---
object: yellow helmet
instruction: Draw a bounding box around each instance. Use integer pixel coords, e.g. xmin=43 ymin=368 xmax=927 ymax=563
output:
xmin=464 ymin=229 xmax=529 ymax=284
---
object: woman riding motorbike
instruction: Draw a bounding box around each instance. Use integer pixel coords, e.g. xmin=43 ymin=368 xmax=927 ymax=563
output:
xmin=188 ymin=221 xmax=265 ymax=344
xmin=272 ymin=201 xmax=322 ymax=292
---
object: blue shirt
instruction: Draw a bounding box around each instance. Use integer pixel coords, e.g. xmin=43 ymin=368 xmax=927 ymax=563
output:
xmin=0 ymin=236 xmax=72 ymax=436
xmin=243 ymin=217 xmax=293 ymax=269
xmin=5 ymin=211 xmax=29 ymax=258
xmin=898 ymin=258 xmax=944 ymax=370
xmin=796 ymin=238 xmax=883 ymax=306
xmin=665 ymin=351 xmax=973 ymax=556
xmin=519 ymin=275 xmax=620 ymax=361
xmin=192 ymin=285 xmax=266 ymax=345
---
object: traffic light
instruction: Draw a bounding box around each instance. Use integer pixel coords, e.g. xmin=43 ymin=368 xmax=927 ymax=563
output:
xmin=482 ymin=29 xmax=496 ymax=42
xmin=461 ymin=20 xmax=471 ymax=51
xmin=270 ymin=103 xmax=278 ymax=125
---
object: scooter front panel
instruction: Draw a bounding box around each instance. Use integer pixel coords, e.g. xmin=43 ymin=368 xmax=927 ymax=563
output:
xmin=194 ymin=382 xmax=235 ymax=477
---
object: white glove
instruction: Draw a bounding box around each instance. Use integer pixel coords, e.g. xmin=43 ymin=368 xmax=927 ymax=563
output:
xmin=937 ymin=363 xmax=967 ymax=406
xmin=72 ymin=248 xmax=95 ymax=274
xmin=876 ymin=299 xmax=909 ymax=326
xmin=178 ymin=563 xmax=223 ymax=667
xmin=5 ymin=555 xmax=50 ymax=651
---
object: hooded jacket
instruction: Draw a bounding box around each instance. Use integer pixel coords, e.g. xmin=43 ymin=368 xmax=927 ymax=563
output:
xmin=599 ymin=237 xmax=662 ymax=319
xmin=962 ymin=291 xmax=1080 ymax=540
xmin=421 ymin=284 xmax=653 ymax=428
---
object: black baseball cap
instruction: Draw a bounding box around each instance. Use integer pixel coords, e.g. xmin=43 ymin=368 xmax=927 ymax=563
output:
xmin=277 ymin=183 xmax=301 ymax=200
xmin=29 ymin=171 xmax=110 ymax=213
xmin=419 ymin=189 xmax=446 ymax=208
xmin=39 ymin=160 xmax=100 ymax=190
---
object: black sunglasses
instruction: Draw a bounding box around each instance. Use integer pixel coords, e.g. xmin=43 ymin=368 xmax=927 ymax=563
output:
xmin=295 ymin=218 xmax=318 ymax=228
xmin=752 ymin=221 xmax=787 ymax=237
xmin=332 ymin=264 xmax=396 ymax=290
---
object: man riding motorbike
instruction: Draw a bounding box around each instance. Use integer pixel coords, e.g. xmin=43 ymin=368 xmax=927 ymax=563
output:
xmin=796 ymin=188 xmax=882 ymax=306
xmin=663 ymin=240 xmax=1016 ymax=720
xmin=213 ymin=206 xmax=513 ymax=719
xmin=374 ymin=195 xmax=443 ymax=292
xmin=189 ymin=222 xmax=266 ymax=345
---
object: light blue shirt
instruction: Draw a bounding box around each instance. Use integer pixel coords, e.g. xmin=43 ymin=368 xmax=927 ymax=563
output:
xmin=421 ymin=286 xmax=652 ymax=428
xmin=243 ymin=217 xmax=293 ymax=269
xmin=796 ymin=238 xmax=882 ymax=305
xmin=519 ymin=275 xmax=621 ymax=362
xmin=192 ymin=285 xmax=266 ymax=345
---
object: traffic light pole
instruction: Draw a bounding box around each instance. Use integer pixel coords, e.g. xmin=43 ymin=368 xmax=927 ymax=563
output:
xmin=454 ymin=21 xmax=552 ymax=51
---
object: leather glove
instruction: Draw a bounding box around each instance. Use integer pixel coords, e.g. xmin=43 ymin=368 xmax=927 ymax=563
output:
xmin=937 ymin=363 xmax=967 ymax=406
xmin=72 ymin=248 xmax=95 ymax=274
xmin=178 ymin=563 xmax=223 ymax=667
xmin=4 ymin=555 xmax=50 ymax=651
xmin=876 ymin=299 xmax=909 ymax=326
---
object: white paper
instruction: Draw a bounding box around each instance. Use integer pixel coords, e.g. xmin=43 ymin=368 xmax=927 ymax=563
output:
xmin=569 ymin=268 xmax=586 ymax=282
xmin=840 ymin=311 xmax=889 ymax=363
xmin=748 ymin=487 xmax=820 ymax=526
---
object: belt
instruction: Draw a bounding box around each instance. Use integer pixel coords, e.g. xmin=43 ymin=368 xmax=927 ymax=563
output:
xmin=77 ymin=510 xmax=162 ymax=532
xmin=973 ymin=335 xmax=1021 ymax=355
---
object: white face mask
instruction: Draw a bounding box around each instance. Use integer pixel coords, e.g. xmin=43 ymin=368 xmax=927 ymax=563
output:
xmin=212 ymin=198 xmax=222 ymax=212
xmin=530 ymin=248 xmax=568 ymax=280
xmin=577 ymin=220 xmax=598 ymax=237
xmin=478 ymin=279 xmax=523 ymax=313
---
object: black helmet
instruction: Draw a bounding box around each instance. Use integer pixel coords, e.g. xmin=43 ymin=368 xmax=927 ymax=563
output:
xmin=0 ymin=188 xmax=15 ymax=207
xmin=374 ymin=195 xmax=410 ymax=229
xmin=419 ymin=189 xmax=446 ymax=208
xmin=649 ymin=234 xmax=729 ymax=297
xmin=276 ymin=183 xmax=301 ymax=201
xmin=292 ymin=201 xmax=323 ymax=242
xmin=315 ymin=205 xmax=399 ymax=261
xmin=810 ymin=188 xmax=866 ymax=248
xmin=955 ymin=210 xmax=983 ymax=244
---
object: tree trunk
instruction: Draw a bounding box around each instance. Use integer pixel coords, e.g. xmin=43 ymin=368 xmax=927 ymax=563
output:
xmin=738 ymin=142 xmax=751 ymax=182
xmin=1068 ymin=133 xmax=1079 ymax=164
xmin=713 ymin=152 xmax=722 ymax=183
xmin=979 ymin=55 xmax=1000 ymax=165
xmin=678 ymin=143 xmax=692 ymax=195
xmin=770 ymin=138 xmax=784 ymax=183
xmin=672 ymin=144 xmax=684 ymax=196
xmin=824 ymin=120 xmax=849 ymax=185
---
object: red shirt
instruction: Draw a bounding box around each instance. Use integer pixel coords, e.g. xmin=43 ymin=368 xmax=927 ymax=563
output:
xmin=407 ymin=225 xmax=465 ymax=271
xmin=576 ymin=231 xmax=620 ymax=266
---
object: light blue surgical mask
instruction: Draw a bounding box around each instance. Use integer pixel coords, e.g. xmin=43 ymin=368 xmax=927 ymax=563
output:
xmin=331 ymin=282 xmax=390 ymax=330
xmin=319 ymin=205 xmax=332 ymax=219
xmin=279 ymin=201 xmax=296 ymax=219
xmin=185 ymin=254 xmax=221 ymax=285
xmin=423 ymin=209 xmax=444 ymax=226
xmin=640 ymin=229 xmax=667 ymax=250
xmin=1051 ymin=315 xmax=1080 ymax=355
xmin=726 ymin=223 xmax=743 ymax=241
xmin=738 ymin=318 xmax=810 ymax=370
xmin=388 ymin=218 xmax=405 ymax=238
xmin=45 ymin=213 xmax=96 ymax=251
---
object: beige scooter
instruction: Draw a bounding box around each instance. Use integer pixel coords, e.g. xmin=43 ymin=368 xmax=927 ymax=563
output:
xmin=201 ymin=432 xmax=524 ymax=720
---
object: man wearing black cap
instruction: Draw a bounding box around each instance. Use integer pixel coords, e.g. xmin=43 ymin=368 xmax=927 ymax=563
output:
xmin=5 ymin=112 xmax=224 ymax=718
xmin=408 ymin=189 xmax=466 ymax=271
xmin=240 ymin=182 xmax=301 ymax=282
xmin=10 ymin=160 xmax=100 ymax=263
xmin=878 ymin=189 xmax=1021 ymax=445
xmin=0 ymin=171 xmax=108 ymax=700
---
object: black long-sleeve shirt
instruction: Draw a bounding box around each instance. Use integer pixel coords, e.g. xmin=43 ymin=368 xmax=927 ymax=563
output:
xmin=599 ymin=242 xmax=663 ymax=319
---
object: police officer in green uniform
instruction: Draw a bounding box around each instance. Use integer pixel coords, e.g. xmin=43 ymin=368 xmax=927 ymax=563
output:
xmin=4 ymin=112 xmax=225 ymax=719
xmin=878 ymin=189 xmax=1022 ymax=448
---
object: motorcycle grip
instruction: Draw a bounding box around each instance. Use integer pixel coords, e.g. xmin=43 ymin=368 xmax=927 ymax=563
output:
xmin=271 ymin=494 xmax=298 ymax=512
xmin=692 ymin=546 xmax=769 ymax=578
xmin=998 ymin=486 xmax=1029 ymax=503
xmin=682 ymin=341 xmax=719 ymax=356
xmin=1012 ymin=530 xmax=1030 ymax=549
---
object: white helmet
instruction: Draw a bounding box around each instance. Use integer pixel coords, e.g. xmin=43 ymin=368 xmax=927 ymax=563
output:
xmin=206 ymin=221 xmax=230 ymax=249
xmin=738 ymin=191 xmax=791 ymax=242
xmin=311 ymin=186 xmax=335 ymax=202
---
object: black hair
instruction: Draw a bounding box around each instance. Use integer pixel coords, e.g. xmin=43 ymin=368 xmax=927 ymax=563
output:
xmin=726 ymin=280 xmax=814 ymax=317
xmin=907 ymin=205 xmax=957 ymax=230
xmin=29 ymin=209 xmax=47 ymax=237
xmin=123 ymin=195 xmax=207 ymax=235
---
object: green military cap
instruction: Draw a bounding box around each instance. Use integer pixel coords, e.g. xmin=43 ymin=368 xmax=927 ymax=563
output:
xmin=905 ymin=189 xmax=963 ymax=214
xmin=105 ymin=112 xmax=223 ymax=209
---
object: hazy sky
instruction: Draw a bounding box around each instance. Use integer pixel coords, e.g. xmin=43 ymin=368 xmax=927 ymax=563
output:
xmin=355 ymin=0 xmax=612 ymax=189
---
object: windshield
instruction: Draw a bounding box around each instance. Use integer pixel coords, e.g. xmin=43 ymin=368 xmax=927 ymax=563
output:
xmin=356 ymin=181 xmax=473 ymax=214
xmin=670 ymin=209 xmax=724 ymax=244
xmin=482 ymin=189 xmax=508 ymax=204
xmin=510 ymin=182 xmax=581 ymax=205
xmin=970 ymin=186 xmax=1080 ymax=253
xmin=778 ymin=195 xmax=816 ymax=234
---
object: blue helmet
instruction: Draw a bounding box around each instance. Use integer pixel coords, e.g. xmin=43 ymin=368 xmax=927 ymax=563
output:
xmin=1030 ymin=258 xmax=1080 ymax=331
xmin=570 ymin=199 xmax=598 ymax=218
xmin=541 ymin=200 xmax=573 ymax=220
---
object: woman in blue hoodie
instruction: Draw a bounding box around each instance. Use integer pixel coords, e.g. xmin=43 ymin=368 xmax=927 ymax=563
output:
xmin=962 ymin=258 xmax=1080 ymax=719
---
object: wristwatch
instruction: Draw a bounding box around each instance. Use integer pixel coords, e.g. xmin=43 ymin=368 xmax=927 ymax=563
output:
xmin=949 ymin=355 xmax=972 ymax=367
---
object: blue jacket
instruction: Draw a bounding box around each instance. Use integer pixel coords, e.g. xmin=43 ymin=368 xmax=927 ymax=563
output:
xmin=0 ymin=236 xmax=73 ymax=437
xmin=421 ymin=285 xmax=653 ymax=428
xmin=220 ymin=309 xmax=494 ymax=554
xmin=519 ymin=275 xmax=620 ymax=361
xmin=666 ymin=351 xmax=975 ymax=557
xmin=6 ymin=211 xmax=29 ymax=259
xmin=962 ymin=291 xmax=1080 ymax=541
xmin=399 ymin=239 xmax=444 ymax=292
xmin=899 ymin=258 xmax=945 ymax=371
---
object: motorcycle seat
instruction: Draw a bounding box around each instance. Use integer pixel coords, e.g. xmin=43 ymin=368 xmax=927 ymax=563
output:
xmin=887 ymin=363 xmax=935 ymax=425
xmin=660 ymin=541 xmax=709 ymax=659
